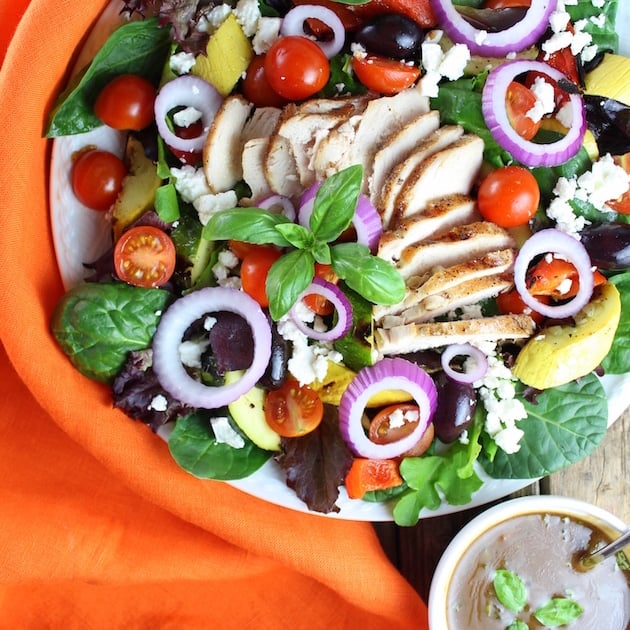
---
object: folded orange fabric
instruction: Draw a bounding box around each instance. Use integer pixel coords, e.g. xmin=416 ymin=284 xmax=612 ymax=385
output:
xmin=0 ymin=1 xmax=428 ymax=627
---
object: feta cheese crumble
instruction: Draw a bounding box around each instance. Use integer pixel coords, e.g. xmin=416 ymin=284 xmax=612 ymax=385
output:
xmin=418 ymin=31 xmax=470 ymax=97
xmin=210 ymin=416 xmax=246 ymax=448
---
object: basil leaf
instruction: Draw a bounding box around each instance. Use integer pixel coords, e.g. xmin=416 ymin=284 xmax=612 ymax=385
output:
xmin=202 ymin=208 xmax=292 ymax=246
xmin=493 ymin=569 xmax=527 ymax=613
xmin=267 ymin=249 xmax=314 ymax=320
xmin=274 ymin=223 xmax=314 ymax=250
xmin=46 ymin=19 xmax=171 ymax=137
xmin=331 ymin=242 xmax=405 ymax=305
xmin=480 ymin=373 xmax=608 ymax=479
xmin=310 ymin=165 xmax=363 ymax=242
xmin=169 ymin=412 xmax=271 ymax=480
xmin=533 ymin=598 xmax=583 ymax=627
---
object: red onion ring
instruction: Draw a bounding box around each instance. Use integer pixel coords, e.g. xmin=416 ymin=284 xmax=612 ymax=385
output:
xmin=431 ymin=0 xmax=556 ymax=56
xmin=441 ymin=343 xmax=489 ymax=384
xmin=255 ymin=194 xmax=297 ymax=222
xmin=513 ymin=228 xmax=594 ymax=319
xmin=482 ymin=60 xmax=586 ymax=167
xmin=154 ymin=75 xmax=223 ymax=154
xmin=152 ymin=287 xmax=272 ymax=408
xmin=299 ymin=182 xmax=383 ymax=252
xmin=289 ymin=277 xmax=353 ymax=341
xmin=339 ymin=358 xmax=437 ymax=459
xmin=280 ymin=5 xmax=345 ymax=58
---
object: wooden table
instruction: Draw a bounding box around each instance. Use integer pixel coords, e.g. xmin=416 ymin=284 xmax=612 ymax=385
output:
xmin=373 ymin=405 xmax=630 ymax=602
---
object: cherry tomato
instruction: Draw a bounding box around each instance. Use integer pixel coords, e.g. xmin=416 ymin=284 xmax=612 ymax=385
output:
xmin=526 ymin=256 xmax=606 ymax=300
xmin=351 ymin=54 xmax=420 ymax=95
xmin=94 ymin=74 xmax=156 ymax=131
xmin=228 ymin=240 xmax=276 ymax=260
xmin=240 ymin=246 xmax=283 ymax=307
xmin=368 ymin=403 xmax=434 ymax=458
xmin=484 ymin=0 xmax=531 ymax=7
xmin=496 ymin=289 xmax=548 ymax=325
xmin=477 ymin=166 xmax=540 ymax=228
xmin=113 ymin=226 xmax=176 ymax=288
xmin=264 ymin=378 xmax=324 ymax=437
xmin=264 ymin=36 xmax=330 ymax=101
xmin=72 ymin=149 xmax=127 ymax=211
xmin=506 ymin=81 xmax=541 ymax=141
xmin=303 ymin=263 xmax=337 ymax=316
xmin=169 ymin=120 xmax=204 ymax=165
xmin=241 ymin=55 xmax=288 ymax=108
xmin=607 ymin=154 xmax=630 ymax=215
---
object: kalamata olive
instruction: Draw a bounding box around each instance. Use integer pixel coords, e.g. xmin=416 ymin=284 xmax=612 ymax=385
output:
xmin=580 ymin=222 xmax=630 ymax=270
xmin=258 ymin=320 xmax=290 ymax=389
xmin=432 ymin=371 xmax=477 ymax=443
xmin=354 ymin=14 xmax=424 ymax=60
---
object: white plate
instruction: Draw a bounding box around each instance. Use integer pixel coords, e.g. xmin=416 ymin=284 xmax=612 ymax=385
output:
xmin=50 ymin=2 xmax=630 ymax=521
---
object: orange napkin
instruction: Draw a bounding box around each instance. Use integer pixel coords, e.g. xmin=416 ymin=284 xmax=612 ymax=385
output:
xmin=0 ymin=1 xmax=428 ymax=627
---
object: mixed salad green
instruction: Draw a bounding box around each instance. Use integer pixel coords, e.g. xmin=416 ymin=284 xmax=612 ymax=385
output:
xmin=48 ymin=0 xmax=630 ymax=525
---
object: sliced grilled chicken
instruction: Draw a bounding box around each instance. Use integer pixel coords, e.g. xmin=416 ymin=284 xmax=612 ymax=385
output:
xmin=393 ymin=134 xmax=484 ymax=219
xmin=397 ymin=221 xmax=515 ymax=281
xmin=242 ymin=137 xmax=274 ymax=201
xmin=203 ymin=95 xmax=253 ymax=193
xmin=242 ymin=106 xmax=282 ymax=141
xmin=374 ymin=248 xmax=515 ymax=321
xmin=378 ymin=125 xmax=464 ymax=228
xmin=264 ymin=133 xmax=302 ymax=198
xmin=378 ymin=194 xmax=478 ymax=264
xmin=369 ymin=110 xmax=440 ymax=206
xmin=375 ymin=314 xmax=537 ymax=355
xmin=381 ymin=273 xmax=514 ymax=327
xmin=312 ymin=87 xmax=430 ymax=188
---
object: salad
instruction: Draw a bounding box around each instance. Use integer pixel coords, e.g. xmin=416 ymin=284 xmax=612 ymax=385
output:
xmin=48 ymin=0 xmax=630 ymax=526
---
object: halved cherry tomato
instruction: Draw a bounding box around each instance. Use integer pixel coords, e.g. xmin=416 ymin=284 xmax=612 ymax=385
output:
xmin=368 ymin=403 xmax=434 ymax=457
xmin=240 ymin=246 xmax=283 ymax=307
xmin=264 ymin=378 xmax=324 ymax=437
xmin=264 ymin=36 xmax=330 ymax=101
xmin=496 ymin=289 xmax=549 ymax=325
xmin=94 ymin=74 xmax=156 ymax=131
xmin=72 ymin=148 xmax=127 ymax=211
xmin=303 ymin=263 xmax=338 ymax=316
xmin=344 ymin=458 xmax=403 ymax=500
xmin=477 ymin=166 xmax=540 ymax=228
xmin=351 ymin=54 xmax=420 ymax=95
xmin=228 ymin=240 xmax=276 ymax=260
xmin=113 ymin=225 xmax=176 ymax=288
xmin=526 ymin=256 xmax=606 ymax=300
xmin=607 ymin=153 xmax=630 ymax=215
xmin=241 ymin=55 xmax=288 ymax=108
xmin=506 ymin=81 xmax=541 ymax=141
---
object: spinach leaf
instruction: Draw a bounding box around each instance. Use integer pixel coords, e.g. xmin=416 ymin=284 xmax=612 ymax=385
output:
xmin=46 ymin=19 xmax=171 ymax=137
xmin=429 ymin=77 xmax=512 ymax=168
xmin=168 ymin=412 xmax=271 ymax=480
xmin=602 ymin=272 xmax=630 ymax=374
xmin=493 ymin=569 xmax=527 ymax=613
xmin=480 ymin=373 xmax=608 ymax=479
xmin=567 ymin=0 xmax=619 ymax=53
xmin=51 ymin=282 xmax=172 ymax=382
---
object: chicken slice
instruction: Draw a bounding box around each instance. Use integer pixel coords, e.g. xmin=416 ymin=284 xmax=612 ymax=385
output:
xmin=377 ymin=194 xmax=478 ymax=264
xmin=394 ymin=134 xmax=484 ymax=220
xmin=375 ymin=314 xmax=537 ymax=355
xmin=312 ymin=88 xmax=430 ymax=189
xmin=381 ymin=273 xmax=514 ymax=327
xmin=377 ymin=125 xmax=464 ymax=228
xmin=242 ymin=106 xmax=282 ymax=141
xmin=374 ymin=248 xmax=515 ymax=321
xmin=369 ymin=110 xmax=440 ymax=207
xmin=203 ymin=95 xmax=253 ymax=193
xmin=397 ymin=221 xmax=515 ymax=281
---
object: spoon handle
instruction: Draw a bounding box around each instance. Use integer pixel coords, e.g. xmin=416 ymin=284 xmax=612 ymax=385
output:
xmin=584 ymin=528 xmax=630 ymax=567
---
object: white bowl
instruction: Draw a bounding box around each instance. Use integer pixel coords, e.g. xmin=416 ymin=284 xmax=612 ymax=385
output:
xmin=428 ymin=495 xmax=630 ymax=629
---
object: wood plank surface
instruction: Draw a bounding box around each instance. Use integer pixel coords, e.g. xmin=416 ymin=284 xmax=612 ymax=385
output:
xmin=373 ymin=405 xmax=630 ymax=602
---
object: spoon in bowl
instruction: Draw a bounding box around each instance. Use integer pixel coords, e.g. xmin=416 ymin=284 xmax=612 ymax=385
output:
xmin=576 ymin=527 xmax=630 ymax=570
